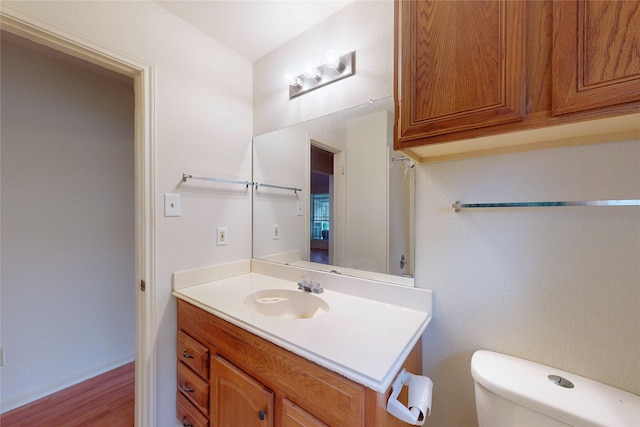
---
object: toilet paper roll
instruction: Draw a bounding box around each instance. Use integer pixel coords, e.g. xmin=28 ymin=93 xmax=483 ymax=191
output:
xmin=387 ymin=369 xmax=433 ymax=426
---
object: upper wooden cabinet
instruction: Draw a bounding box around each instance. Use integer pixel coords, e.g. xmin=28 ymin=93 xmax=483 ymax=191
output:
xmin=395 ymin=0 xmax=640 ymax=163
xmin=397 ymin=0 xmax=526 ymax=139
xmin=553 ymin=0 xmax=640 ymax=115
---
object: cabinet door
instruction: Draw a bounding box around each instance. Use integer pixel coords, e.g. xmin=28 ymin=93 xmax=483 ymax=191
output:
xmin=396 ymin=0 xmax=526 ymax=145
xmin=211 ymin=355 xmax=274 ymax=427
xmin=281 ymin=398 xmax=328 ymax=427
xmin=552 ymin=0 xmax=640 ymax=115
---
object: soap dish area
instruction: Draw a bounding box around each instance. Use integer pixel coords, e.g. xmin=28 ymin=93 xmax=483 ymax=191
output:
xmin=244 ymin=289 xmax=329 ymax=320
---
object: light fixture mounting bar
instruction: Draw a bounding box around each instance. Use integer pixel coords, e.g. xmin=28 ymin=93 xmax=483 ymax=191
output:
xmin=289 ymin=51 xmax=356 ymax=99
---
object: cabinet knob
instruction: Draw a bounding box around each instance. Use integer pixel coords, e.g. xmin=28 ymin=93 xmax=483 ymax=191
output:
xmin=258 ymin=410 xmax=266 ymax=421
xmin=181 ymin=382 xmax=194 ymax=393
xmin=182 ymin=349 xmax=195 ymax=359
xmin=181 ymin=416 xmax=194 ymax=427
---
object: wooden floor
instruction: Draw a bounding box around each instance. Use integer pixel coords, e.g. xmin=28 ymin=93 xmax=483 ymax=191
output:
xmin=1 ymin=362 xmax=135 ymax=427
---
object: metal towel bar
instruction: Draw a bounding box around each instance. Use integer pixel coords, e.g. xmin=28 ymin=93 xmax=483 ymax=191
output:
xmin=182 ymin=173 xmax=253 ymax=188
xmin=256 ymin=183 xmax=302 ymax=194
xmin=453 ymin=199 xmax=640 ymax=212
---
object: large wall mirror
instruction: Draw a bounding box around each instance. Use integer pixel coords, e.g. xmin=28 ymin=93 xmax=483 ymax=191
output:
xmin=252 ymin=97 xmax=415 ymax=286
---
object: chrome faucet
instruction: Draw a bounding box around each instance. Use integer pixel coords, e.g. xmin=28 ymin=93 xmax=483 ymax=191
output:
xmin=297 ymin=276 xmax=324 ymax=294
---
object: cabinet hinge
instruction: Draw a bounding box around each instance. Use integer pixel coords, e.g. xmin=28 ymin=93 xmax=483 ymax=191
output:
xmin=140 ymin=279 xmax=146 ymax=292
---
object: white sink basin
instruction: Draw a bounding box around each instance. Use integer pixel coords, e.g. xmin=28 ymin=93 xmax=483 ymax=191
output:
xmin=244 ymin=289 xmax=329 ymax=319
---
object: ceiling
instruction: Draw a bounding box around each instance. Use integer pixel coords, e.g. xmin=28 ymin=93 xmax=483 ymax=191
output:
xmin=155 ymin=0 xmax=354 ymax=62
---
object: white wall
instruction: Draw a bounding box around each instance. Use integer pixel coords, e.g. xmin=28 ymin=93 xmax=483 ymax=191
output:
xmin=416 ymin=139 xmax=640 ymax=426
xmin=1 ymin=2 xmax=253 ymax=424
xmin=1 ymin=34 xmax=135 ymax=412
xmin=253 ymin=0 xmax=393 ymax=135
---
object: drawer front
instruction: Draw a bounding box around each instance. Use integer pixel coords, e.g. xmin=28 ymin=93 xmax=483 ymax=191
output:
xmin=177 ymin=392 xmax=208 ymax=427
xmin=178 ymin=362 xmax=209 ymax=415
xmin=178 ymin=330 xmax=209 ymax=379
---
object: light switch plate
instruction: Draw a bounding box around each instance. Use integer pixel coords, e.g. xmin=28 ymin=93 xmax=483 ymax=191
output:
xmin=272 ymin=224 xmax=280 ymax=240
xmin=164 ymin=193 xmax=181 ymax=217
xmin=296 ymin=201 xmax=304 ymax=216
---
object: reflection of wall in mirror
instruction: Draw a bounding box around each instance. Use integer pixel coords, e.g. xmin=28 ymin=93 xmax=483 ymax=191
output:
xmin=253 ymin=126 xmax=308 ymax=262
xmin=344 ymin=109 xmax=389 ymax=273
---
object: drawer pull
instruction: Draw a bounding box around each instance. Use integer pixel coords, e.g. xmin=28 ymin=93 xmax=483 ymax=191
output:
xmin=258 ymin=410 xmax=266 ymax=421
xmin=181 ymin=416 xmax=194 ymax=427
xmin=182 ymin=349 xmax=195 ymax=359
xmin=181 ymin=382 xmax=195 ymax=393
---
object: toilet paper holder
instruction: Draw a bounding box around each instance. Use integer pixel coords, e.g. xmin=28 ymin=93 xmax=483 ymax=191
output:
xmin=386 ymin=368 xmax=433 ymax=426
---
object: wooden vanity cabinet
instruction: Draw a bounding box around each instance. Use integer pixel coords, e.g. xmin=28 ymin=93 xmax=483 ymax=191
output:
xmin=395 ymin=0 xmax=640 ymax=161
xmin=177 ymin=299 xmax=421 ymax=427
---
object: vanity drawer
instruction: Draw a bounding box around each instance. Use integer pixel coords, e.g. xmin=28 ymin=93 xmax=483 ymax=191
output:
xmin=178 ymin=330 xmax=209 ymax=379
xmin=178 ymin=362 xmax=209 ymax=415
xmin=177 ymin=392 xmax=209 ymax=427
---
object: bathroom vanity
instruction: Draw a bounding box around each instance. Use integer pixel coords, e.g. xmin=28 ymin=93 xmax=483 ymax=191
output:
xmin=172 ymin=260 xmax=432 ymax=426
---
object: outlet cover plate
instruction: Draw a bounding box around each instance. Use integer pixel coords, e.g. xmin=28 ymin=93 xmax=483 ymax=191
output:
xmin=217 ymin=227 xmax=228 ymax=246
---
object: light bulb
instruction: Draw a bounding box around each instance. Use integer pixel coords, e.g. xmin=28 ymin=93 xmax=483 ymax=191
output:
xmin=325 ymin=49 xmax=340 ymax=70
xmin=303 ymin=61 xmax=319 ymax=79
xmin=283 ymin=69 xmax=301 ymax=87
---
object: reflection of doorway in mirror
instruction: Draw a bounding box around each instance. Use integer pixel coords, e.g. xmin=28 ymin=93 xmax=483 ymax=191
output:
xmin=310 ymin=143 xmax=344 ymax=265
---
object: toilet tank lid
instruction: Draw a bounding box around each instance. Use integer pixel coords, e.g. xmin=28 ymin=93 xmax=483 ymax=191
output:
xmin=471 ymin=350 xmax=640 ymax=427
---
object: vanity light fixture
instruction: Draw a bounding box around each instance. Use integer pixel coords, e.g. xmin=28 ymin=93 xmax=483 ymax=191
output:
xmin=286 ymin=50 xmax=356 ymax=99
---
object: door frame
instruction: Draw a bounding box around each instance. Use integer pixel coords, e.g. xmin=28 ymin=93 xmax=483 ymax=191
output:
xmin=308 ymin=137 xmax=345 ymax=267
xmin=0 ymin=6 xmax=156 ymax=425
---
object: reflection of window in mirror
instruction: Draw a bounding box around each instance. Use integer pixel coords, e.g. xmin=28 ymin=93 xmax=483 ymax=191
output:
xmin=310 ymin=145 xmax=334 ymax=265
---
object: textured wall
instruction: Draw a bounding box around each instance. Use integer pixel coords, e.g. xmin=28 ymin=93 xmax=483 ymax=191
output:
xmin=415 ymin=139 xmax=640 ymax=426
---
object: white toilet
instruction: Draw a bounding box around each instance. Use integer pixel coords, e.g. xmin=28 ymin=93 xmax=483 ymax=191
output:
xmin=471 ymin=350 xmax=640 ymax=427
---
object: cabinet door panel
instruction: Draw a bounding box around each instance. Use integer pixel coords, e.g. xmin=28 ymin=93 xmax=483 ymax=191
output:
xmin=398 ymin=0 xmax=525 ymax=142
xmin=552 ymin=0 xmax=640 ymax=114
xmin=211 ymin=355 xmax=274 ymax=427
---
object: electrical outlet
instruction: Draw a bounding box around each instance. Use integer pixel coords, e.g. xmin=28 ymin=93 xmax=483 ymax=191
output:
xmin=272 ymin=224 xmax=280 ymax=240
xmin=217 ymin=227 xmax=228 ymax=246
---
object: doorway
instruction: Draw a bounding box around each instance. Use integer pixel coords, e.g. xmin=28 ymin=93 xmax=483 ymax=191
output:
xmin=0 ymin=10 xmax=155 ymax=424
xmin=310 ymin=145 xmax=334 ymax=264
xmin=1 ymin=30 xmax=135 ymax=417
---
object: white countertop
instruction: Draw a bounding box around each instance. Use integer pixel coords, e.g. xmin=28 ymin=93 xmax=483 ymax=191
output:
xmin=173 ymin=264 xmax=431 ymax=393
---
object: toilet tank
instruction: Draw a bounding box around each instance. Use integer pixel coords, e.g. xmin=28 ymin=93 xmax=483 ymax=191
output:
xmin=471 ymin=350 xmax=640 ymax=427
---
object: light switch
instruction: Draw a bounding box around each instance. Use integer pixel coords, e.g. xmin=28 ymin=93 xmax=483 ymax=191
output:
xmin=272 ymin=224 xmax=280 ymax=240
xmin=164 ymin=193 xmax=181 ymax=217
xmin=296 ymin=201 xmax=304 ymax=216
